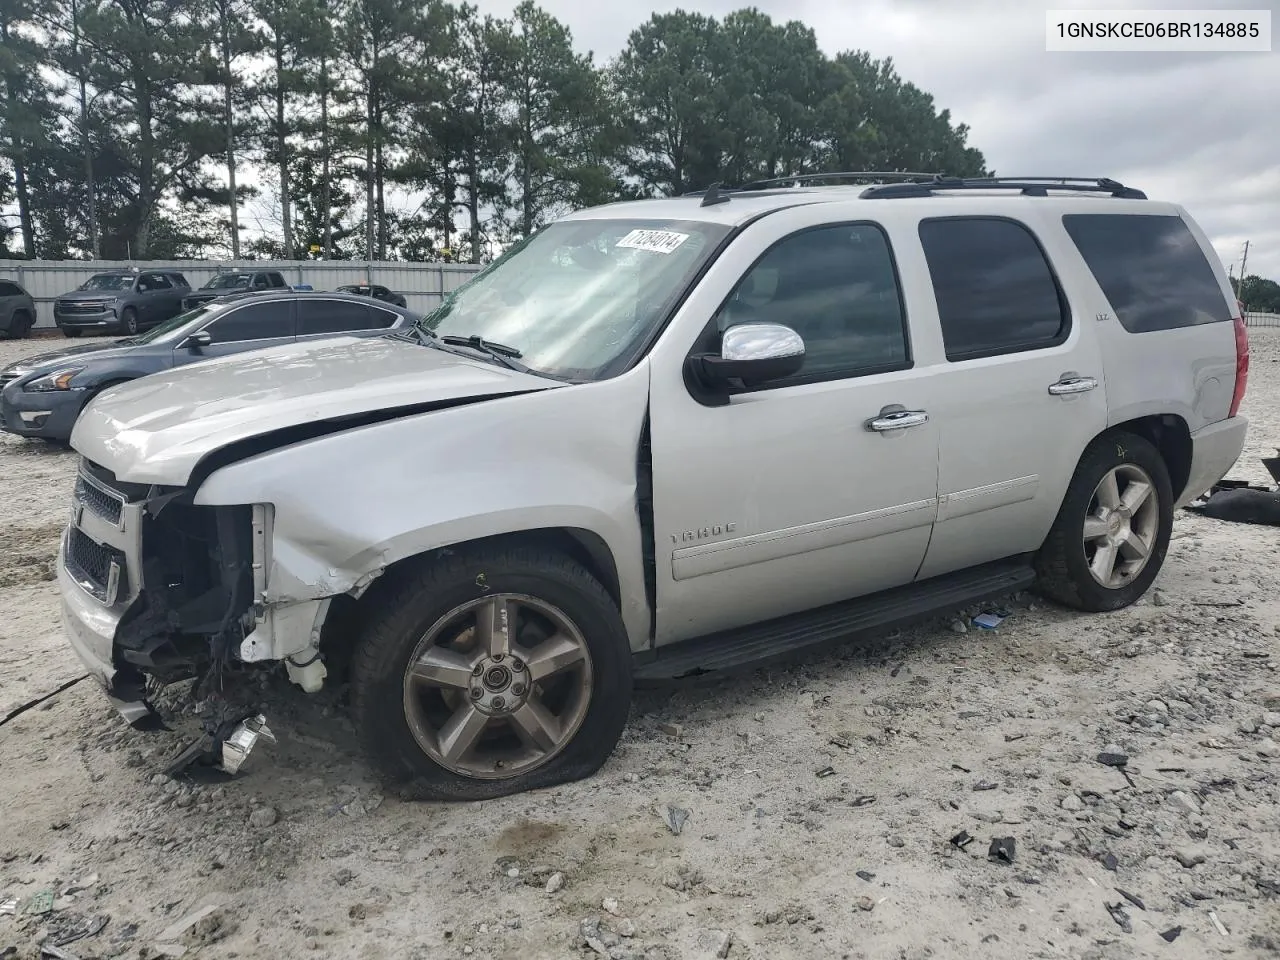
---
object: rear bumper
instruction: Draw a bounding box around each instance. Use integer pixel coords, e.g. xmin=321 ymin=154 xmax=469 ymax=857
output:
xmin=1179 ymin=415 xmax=1249 ymax=507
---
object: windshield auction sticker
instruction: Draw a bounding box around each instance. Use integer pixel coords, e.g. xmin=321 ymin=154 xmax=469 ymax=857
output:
xmin=616 ymin=229 xmax=690 ymax=254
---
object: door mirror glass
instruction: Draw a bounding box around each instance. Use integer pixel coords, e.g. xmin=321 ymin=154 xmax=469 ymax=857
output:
xmin=692 ymin=322 xmax=805 ymax=389
xmin=182 ymin=329 xmax=213 ymax=348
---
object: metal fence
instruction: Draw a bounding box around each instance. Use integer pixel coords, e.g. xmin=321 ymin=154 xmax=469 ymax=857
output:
xmin=0 ymin=259 xmax=485 ymax=329
xmin=1244 ymin=312 xmax=1280 ymax=329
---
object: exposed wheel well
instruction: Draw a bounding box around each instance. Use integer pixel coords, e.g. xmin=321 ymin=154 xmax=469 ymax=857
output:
xmin=317 ymin=527 xmax=622 ymax=681
xmin=1099 ymin=414 xmax=1192 ymax=501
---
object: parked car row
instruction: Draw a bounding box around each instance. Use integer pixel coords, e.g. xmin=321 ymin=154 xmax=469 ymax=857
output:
xmin=0 ymin=291 xmax=419 ymax=443
xmin=0 ymin=268 xmax=416 ymax=339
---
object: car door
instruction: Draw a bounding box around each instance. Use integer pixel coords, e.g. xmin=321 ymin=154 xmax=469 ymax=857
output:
xmin=910 ymin=210 xmax=1109 ymax=581
xmin=181 ymin=299 xmax=297 ymax=363
xmin=296 ymin=297 xmax=397 ymax=342
xmin=138 ymin=273 xmax=172 ymax=324
xmin=647 ymin=206 xmax=943 ymax=644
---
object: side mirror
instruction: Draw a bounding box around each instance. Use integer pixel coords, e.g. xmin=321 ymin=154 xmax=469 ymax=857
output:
xmin=182 ymin=329 xmax=213 ymax=349
xmin=691 ymin=322 xmax=805 ymax=390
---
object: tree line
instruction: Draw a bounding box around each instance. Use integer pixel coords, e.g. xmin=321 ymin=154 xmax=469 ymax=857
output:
xmin=1233 ymin=275 xmax=1280 ymax=314
xmin=0 ymin=2 xmax=988 ymax=263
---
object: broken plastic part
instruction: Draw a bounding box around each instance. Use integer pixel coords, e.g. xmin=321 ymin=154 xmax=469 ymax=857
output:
xmin=285 ymin=655 xmax=328 ymax=694
xmin=218 ymin=714 xmax=275 ymax=775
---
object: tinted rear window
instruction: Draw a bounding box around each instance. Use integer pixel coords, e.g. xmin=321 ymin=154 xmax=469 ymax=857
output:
xmin=1062 ymin=214 xmax=1232 ymax=333
xmin=919 ymin=217 xmax=1068 ymax=361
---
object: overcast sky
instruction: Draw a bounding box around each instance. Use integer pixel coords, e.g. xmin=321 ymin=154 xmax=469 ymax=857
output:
xmin=475 ymin=0 xmax=1280 ymax=282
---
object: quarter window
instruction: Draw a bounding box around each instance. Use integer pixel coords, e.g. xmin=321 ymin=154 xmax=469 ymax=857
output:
xmin=919 ymin=218 xmax=1068 ymax=361
xmin=1062 ymin=214 xmax=1232 ymax=333
xmin=205 ymin=301 xmax=295 ymax=342
xmin=712 ymin=223 xmax=910 ymax=385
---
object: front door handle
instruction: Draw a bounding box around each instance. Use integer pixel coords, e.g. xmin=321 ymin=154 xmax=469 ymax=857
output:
xmin=866 ymin=409 xmax=929 ymax=432
xmin=1048 ymin=376 xmax=1098 ymax=396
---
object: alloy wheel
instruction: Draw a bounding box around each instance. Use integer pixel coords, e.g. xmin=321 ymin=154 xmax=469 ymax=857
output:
xmin=401 ymin=593 xmax=594 ymax=779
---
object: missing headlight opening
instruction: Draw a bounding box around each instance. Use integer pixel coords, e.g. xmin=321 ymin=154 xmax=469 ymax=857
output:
xmin=114 ymin=493 xmax=257 ymax=693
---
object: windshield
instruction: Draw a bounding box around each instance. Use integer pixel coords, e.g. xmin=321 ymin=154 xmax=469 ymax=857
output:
xmin=203 ymin=273 xmax=253 ymax=290
xmin=419 ymin=219 xmax=731 ymax=380
xmin=125 ymin=304 xmax=220 ymax=345
xmin=78 ymin=274 xmax=134 ymax=292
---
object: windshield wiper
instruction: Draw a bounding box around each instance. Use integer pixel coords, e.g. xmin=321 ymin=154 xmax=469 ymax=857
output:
xmin=387 ymin=322 xmax=437 ymax=346
xmin=439 ymin=334 xmax=527 ymax=371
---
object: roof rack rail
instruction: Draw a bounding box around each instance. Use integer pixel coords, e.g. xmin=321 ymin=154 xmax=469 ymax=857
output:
xmin=682 ymin=171 xmax=943 ymax=200
xmin=860 ymin=176 xmax=1147 ymax=200
xmin=734 ymin=171 xmax=941 ymax=192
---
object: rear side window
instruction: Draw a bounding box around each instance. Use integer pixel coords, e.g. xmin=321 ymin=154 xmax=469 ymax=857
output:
xmin=268 ymin=273 xmax=287 ymax=288
xmin=919 ymin=217 xmax=1068 ymax=361
xmin=298 ymin=299 xmax=394 ymax=334
xmin=1061 ymin=214 xmax=1232 ymax=332
xmin=206 ymin=301 xmax=295 ymax=342
xmin=0 ymin=282 xmax=21 ymax=297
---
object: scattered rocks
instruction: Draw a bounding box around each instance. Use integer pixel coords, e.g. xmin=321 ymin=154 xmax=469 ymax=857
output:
xmin=1257 ymin=739 xmax=1280 ymax=759
xmin=698 ymin=929 xmax=732 ymax=959
xmin=1060 ymin=795 xmax=1085 ymax=812
xmin=1173 ymin=847 xmax=1206 ymax=869
xmin=248 ymin=806 xmax=278 ymax=829
xmin=601 ymin=897 xmax=621 ymax=917
xmin=544 ymin=872 xmax=565 ymax=895
xmin=886 ymin=835 xmax=905 ymax=848
xmin=1166 ymin=791 xmax=1201 ymax=815
xmin=658 ymin=722 xmax=683 ymax=738
xmin=855 ymin=895 xmax=876 ymax=912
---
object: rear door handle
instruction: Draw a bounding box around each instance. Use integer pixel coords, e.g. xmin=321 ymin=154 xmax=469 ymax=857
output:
xmin=1048 ymin=376 xmax=1098 ymax=396
xmin=866 ymin=409 xmax=929 ymax=432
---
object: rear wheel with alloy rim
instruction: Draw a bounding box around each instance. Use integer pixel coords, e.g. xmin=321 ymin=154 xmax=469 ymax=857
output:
xmin=351 ymin=543 xmax=632 ymax=800
xmin=1035 ymin=431 xmax=1174 ymax=612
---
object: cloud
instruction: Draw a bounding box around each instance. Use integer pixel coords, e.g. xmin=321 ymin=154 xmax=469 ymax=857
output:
xmin=475 ymin=0 xmax=1280 ymax=280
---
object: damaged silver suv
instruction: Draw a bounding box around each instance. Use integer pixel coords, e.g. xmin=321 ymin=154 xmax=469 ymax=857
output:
xmin=59 ymin=175 xmax=1250 ymax=799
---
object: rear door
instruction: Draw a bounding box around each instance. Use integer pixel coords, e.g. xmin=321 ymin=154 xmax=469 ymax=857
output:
xmin=912 ymin=209 xmax=1110 ymax=581
xmin=138 ymin=273 xmax=172 ymax=324
xmin=1058 ymin=207 xmax=1239 ymax=436
xmin=186 ymin=299 xmax=297 ymax=361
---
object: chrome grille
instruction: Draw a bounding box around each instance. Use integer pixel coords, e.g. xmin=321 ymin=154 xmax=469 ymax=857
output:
xmin=76 ymin=472 xmax=124 ymax=525
xmin=66 ymin=526 xmax=128 ymax=604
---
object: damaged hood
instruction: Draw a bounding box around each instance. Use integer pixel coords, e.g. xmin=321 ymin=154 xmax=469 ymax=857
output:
xmin=70 ymin=334 xmax=561 ymax=485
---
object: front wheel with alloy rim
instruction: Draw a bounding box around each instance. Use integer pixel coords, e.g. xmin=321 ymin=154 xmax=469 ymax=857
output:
xmin=119 ymin=307 xmax=138 ymax=335
xmin=350 ymin=544 xmax=633 ymax=800
xmin=1035 ymin=431 xmax=1174 ymax=612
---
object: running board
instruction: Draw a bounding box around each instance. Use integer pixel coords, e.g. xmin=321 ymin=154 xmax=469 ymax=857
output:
xmin=633 ymin=556 xmax=1036 ymax=683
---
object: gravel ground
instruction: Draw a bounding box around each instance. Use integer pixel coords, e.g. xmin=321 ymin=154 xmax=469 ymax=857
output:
xmin=1 ymin=330 xmax=1278 ymax=960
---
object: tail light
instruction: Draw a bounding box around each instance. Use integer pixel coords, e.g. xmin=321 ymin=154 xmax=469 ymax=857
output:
xmin=1229 ymin=304 xmax=1249 ymax=418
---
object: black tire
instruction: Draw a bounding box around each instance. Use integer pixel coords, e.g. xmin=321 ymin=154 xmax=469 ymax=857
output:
xmin=9 ymin=310 xmax=33 ymax=339
xmin=1035 ymin=431 xmax=1173 ymax=612
xmin=63 ymin=327 xmax=82 ymax=338
xmin=119 ymin=307 xmax=138 ymax=335
xmin=350 ymin=542 xmax=633 ymax=801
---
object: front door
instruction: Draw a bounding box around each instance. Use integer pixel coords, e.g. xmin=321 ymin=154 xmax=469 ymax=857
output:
xmin=911 ymin=210 xmax=1110 ymax=580
xmin=648 ymin=208 xmax=943 ymax=645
